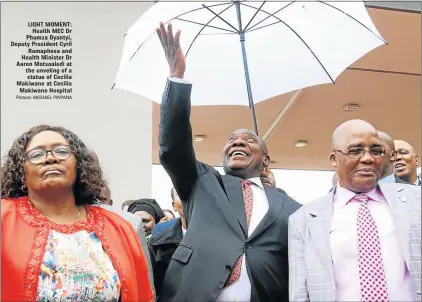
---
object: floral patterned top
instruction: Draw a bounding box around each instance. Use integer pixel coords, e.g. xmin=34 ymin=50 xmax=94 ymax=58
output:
xmin=36 ymin=229 xmax=121 ymax=301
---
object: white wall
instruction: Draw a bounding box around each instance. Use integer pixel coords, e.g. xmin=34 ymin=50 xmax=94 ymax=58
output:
xmin=1 ymin=2 xmax=154 ymax=206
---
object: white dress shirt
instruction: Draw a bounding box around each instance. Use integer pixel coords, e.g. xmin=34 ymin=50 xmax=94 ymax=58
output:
xmin=330 ymin=184 xmax=416 ymax=301
xmin=217 ymin=177 xmax=269 ymax=302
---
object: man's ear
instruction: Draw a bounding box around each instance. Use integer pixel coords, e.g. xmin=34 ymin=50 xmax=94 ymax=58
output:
xmin=330 ymin=152 xmax=337 ymax=168
xmin=415 ymin=154 xmax=419 ymax=166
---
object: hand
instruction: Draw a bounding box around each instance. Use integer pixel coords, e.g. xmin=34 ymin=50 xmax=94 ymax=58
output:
xmin=260 ymin=167 xmax=276 ymax=188
xmin=261 ymin=174 xmax=272 ymax=187
xmin=156 ymin=22 xmax=186 ymax=79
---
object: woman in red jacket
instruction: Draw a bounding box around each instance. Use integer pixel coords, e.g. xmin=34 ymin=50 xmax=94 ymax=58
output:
xmin=1 ymin=124 xmax=154 ymax=302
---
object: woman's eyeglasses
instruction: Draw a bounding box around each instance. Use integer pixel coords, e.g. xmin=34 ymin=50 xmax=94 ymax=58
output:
xmin=26 ymin=145 xmax=73 ymax=164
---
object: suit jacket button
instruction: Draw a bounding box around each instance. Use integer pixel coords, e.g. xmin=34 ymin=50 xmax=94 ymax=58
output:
xmin=245 ymin=243 xmax=252 ymax=249
xmin=225 ymin=265 xmax=231 ymax=271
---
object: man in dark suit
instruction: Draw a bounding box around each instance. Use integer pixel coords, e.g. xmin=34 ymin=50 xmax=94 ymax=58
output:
xmin=151 ymin=188 xmax=178 ymax=237
xmin=155 ymin=22 xmax=301 ymax=302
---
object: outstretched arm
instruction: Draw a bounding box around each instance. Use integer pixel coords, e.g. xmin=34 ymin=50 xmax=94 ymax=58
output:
xmin=157 ymin=22 xmax=198 ymax=201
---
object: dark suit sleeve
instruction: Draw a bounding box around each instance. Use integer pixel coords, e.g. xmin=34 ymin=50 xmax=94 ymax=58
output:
xmin=159 ymin=79 xmax=198 ymax=201
xmin=147 ymin=242 xmax=160 ymax=297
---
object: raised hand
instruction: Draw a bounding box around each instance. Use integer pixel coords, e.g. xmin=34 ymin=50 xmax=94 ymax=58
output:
xmin=156 ymin=22 xmax=186 ymax=79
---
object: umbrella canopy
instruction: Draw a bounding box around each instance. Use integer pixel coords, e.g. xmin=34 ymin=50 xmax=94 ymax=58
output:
xmin=114 ymin=0 xmax=386 ymax=108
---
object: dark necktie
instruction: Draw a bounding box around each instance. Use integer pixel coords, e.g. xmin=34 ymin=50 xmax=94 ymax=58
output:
xmin=224 ymin=180 xmax=253 ymax=287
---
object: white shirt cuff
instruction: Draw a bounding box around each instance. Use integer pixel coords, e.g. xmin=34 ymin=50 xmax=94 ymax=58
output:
xmin=169 ymin=77 xmax=191 ymax=84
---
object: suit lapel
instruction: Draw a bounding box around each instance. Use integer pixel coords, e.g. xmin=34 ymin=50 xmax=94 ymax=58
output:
xmin=308 ymin=194 xmax=335 ymax=283
xmin=248 ymin=186 xmax=283 ymax=242
xmin=379 ymin=184 xmax=422 ymax=296
xmin=379 ymin=184 xmax=412 ymax=265
xmin=222 ymin=174 xmax=248 ymax=238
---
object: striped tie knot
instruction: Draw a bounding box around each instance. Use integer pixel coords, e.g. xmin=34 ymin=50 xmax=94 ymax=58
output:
xmin=353 ymin=193 xmax=370 ymax=204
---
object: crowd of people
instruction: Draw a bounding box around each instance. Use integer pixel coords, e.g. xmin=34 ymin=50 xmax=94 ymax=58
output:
xmin=1 ymin=22 xmax=420 ymax=302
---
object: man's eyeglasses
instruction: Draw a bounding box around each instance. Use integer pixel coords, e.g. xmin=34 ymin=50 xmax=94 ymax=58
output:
xmin=26 ymin=145 xmax=73 ymax=164
xmin=333 ymin=147 xmax=386 ymax=159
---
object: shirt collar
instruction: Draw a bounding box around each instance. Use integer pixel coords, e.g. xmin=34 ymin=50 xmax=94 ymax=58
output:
xmin=247 ymin=177 xmax=264 ymax=190
xmin=334 ymin=183 xmax=384 ymax=208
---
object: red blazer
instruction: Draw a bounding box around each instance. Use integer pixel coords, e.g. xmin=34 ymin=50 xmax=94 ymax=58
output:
xmin=1 ymin=197 xmax=154 ymax=302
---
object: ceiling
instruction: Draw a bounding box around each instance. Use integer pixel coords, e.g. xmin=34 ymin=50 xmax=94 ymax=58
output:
xmin=151 ymin=7 xmax=421 ymax=171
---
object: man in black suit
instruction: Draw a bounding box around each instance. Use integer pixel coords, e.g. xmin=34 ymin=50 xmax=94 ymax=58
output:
xmin=155 ymin=22 xmax=301 ymax=302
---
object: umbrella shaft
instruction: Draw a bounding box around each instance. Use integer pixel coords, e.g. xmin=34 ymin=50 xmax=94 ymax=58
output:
xmin=240 ymin=40 xmax=258 ymax=132
xmin=235 ymin=1 xmax=259 ymax=135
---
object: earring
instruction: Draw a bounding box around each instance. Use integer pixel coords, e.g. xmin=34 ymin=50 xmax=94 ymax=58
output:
xmin=21 ymin=182 xmax=28 ymax=193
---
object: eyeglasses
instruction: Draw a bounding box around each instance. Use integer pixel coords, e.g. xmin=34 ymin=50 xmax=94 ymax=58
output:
xmin=26 ymin=145 xmax=73 ymax=164
xmin=333 ymin=147 xmax=385 ymax=159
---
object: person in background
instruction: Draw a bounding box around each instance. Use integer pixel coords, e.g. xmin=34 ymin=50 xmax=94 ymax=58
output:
xmin=152 ymin=188 xmax=179 ymax=237
xmin=260 ymin=167 xmax=288 ymax=194
xmin=289 ymin=119 xmax=420 ymax=301
xmin=128 ymin=198 xmax=165 ymax=240
xmin=121 ymin=199 xmax=136 ymax=212
xmin=394 ymin=140 xmax=421 ymax=186
xmin=1 ymin=125 xmax=154 ymax=302
xmin=377 ymin=130 xmax=398 ymax=184
xmin=149 ymin=187 xmax=187 ymax=298
xmin=87 ymin=151 xmax=113 ymax=205
xmin=161 ymin=209 xmax=176 ymax=222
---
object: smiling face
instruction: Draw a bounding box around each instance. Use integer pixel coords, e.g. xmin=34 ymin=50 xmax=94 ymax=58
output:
xmin=330 ymin=122 xmax=383 ymax=193
xmin=23 ymin=131 xmax=77 ymax=194
xmin=222 ymin=129 xmax=270 ymax=179
xmin=394 ymin=140 xmax=419 ymax=183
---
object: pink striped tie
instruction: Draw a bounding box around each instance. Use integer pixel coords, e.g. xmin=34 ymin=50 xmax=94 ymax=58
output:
xmin=354 ymin=194 xmax=389 ymax=302
xmin=224 ymin=180 xmax=253 ymax=287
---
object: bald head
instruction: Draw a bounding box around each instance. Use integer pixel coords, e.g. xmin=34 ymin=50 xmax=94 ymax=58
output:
xmin=332 ymin=119 xmax=377 ymax=149
xmin=330 ymin=119 xmax=383 ymax=193
xmin=394 ymin=140 xmax=415 ymax=153
xmin=377 ymin=130 xmax=395 ymax=177
xmin=377 ymin=130 xmax=395 ymax=152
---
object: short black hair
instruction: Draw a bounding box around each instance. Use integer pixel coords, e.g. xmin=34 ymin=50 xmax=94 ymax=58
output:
xmin=128 ymin=198 xmax=165 ymax=223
